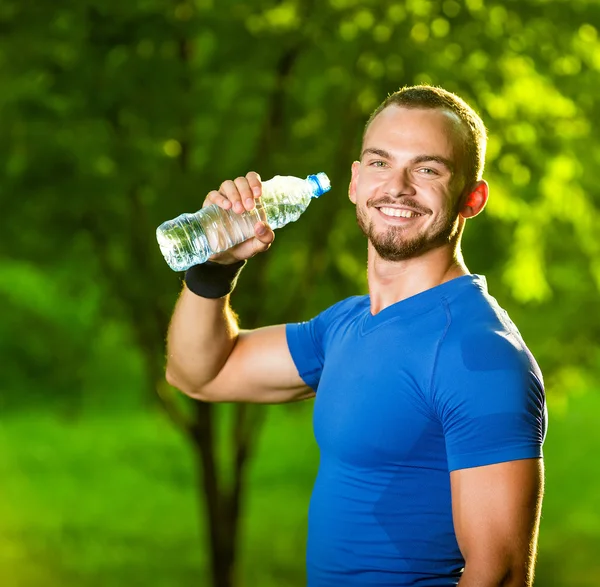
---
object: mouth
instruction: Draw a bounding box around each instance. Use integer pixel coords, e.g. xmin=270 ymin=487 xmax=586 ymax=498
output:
xmin=376 ymin=206 xmax=426 ymax=220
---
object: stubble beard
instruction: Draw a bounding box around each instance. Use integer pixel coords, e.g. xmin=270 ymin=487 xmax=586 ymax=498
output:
xmin=355 ymin=201 xmax=461 ymax=262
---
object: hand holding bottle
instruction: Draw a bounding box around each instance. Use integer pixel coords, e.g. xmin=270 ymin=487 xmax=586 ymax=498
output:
xmin=201 ymin=171 xmax=275 ymax=265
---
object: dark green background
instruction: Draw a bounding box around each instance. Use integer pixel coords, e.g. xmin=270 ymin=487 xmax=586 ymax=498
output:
xmin=1 ymin=0 xmax=599 ymax=585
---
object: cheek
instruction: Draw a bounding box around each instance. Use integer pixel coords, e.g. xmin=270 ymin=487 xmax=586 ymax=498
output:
xmin=416 ymin=188 xmax=456 ymax=221
xmin=417 ymin=179 xmax=452 ymax=201
xmin=358 ymin=170 xmax=387 ymax=193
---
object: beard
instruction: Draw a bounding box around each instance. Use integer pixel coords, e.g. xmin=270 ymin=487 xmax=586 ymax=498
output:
xmin=356 ymin=197 xmax=461 ymax=262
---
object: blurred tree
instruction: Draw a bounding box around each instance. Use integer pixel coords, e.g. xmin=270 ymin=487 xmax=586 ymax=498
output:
xmin=1 ymin=0 xmax=599 ymax=585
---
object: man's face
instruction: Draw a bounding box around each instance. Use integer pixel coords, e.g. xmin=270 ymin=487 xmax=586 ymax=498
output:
xmin=350 ymin=105 xmax=468 ymax=262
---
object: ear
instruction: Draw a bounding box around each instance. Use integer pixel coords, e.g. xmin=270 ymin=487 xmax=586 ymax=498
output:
xmin=349 ymin=160 xmax=360 ymax=204
xmin=459 ymin=180 xmax=489 ymax=219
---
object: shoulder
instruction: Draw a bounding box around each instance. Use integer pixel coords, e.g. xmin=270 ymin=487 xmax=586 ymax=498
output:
xmin=431 ymin=279 xmax=545 ymax=421
xmin=428 ymin=277 xmax=547 ymax=470
xmin=303 ymin=294 xmax=368 ymax=346
xmin=285 ymin=295 xmax=368 ymax=387
xmin=285 ymin=294 xmax=368 ymax=352
xmin=438 ymin=281 xmax=542 ymax=380
xmin=318 ymin=294 xmax=368 ymax=324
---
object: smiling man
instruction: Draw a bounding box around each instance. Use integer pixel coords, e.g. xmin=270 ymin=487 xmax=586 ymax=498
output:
xmin=165 ymin=85 xmax=547 ymax=586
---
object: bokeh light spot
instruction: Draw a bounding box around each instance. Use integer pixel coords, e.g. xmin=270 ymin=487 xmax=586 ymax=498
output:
xmin=163 ymin=140 xmax=182 ymax=158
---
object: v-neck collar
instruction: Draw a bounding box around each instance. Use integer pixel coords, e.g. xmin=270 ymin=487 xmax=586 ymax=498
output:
xmin=359 ymin=274 xmax=486 ymax=335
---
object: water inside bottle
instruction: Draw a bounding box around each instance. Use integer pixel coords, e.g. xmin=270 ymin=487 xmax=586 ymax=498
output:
xmin=156 ymin=214 xmax=211 ymax=271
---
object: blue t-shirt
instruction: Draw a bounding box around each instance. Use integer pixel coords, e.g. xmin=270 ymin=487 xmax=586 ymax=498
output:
xmin=286 ymin=275 xmax=547 ymax=587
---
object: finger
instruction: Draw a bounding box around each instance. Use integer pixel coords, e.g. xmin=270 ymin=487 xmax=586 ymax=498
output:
xmin=254 ymin=222 xmax=275 ymax=244
xmin=246 ymin=171 xmax=262 ymax=200
xmin=250 ymin=234 xmax=273 ymax=257
xmin=219 ymin=179 xmax=245 ymax=214
xmin=234 ymin=176 xmax=256 ymax=211
xmin=203 ymin=189 xmax=232 ymax=210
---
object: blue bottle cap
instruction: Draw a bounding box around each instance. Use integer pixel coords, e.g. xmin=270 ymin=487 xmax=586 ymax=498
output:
xmin=307 ymin=172 xmax=331 ymax=198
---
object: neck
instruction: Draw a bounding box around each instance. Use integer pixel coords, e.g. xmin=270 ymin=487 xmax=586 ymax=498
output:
xmin=367 ymin=243 xmax=469 ymax=315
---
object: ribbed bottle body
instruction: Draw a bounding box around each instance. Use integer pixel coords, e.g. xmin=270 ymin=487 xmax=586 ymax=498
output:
xmin=156 ymin=173 xmax=330 ymax=271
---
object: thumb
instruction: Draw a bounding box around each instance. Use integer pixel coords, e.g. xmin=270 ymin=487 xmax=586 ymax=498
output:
xmin=251 ymin=222 xmax=274 ymax=254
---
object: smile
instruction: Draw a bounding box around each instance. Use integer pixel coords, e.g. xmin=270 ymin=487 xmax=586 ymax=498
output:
xmin=378 ymin=207 xmax=424 ymax=219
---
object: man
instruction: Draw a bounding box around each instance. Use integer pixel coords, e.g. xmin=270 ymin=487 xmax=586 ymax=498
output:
xmin=166 ymin=85 xmax=547 ymax=586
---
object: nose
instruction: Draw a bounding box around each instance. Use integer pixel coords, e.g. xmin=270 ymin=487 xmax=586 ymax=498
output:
xmin=384 ymin=168 xmax=416 ymax=198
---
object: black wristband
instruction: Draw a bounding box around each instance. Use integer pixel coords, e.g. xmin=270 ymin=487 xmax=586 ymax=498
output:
xmin=184 ymin=260 xmax=247 ymax=299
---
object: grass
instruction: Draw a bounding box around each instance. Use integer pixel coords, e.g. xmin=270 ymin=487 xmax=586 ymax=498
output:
xmin=0 ymin=403 xmax=317 ymax=587
xmin=536 ymin=391 xmax=600 ymax=587
xmin=1 ymin=393 xmax=599 ymax=586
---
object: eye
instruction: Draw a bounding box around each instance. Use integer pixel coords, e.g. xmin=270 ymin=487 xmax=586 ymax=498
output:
xmin=369 ymin=160 xmax=387 ymax=168
xmin=417 ymin=167 xmax=439 ymax=175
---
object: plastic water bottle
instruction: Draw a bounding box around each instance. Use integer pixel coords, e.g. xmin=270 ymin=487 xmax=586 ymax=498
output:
xmin=156 ymin=172 xmax=331 ymax=271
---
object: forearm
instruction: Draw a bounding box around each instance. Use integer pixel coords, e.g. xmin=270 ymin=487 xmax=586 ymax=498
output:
xmin=165 ymin=285 xmax=239 ymax=397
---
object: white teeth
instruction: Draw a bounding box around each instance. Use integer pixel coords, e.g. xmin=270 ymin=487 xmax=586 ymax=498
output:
xmin=379 ymin=207 xmax=420 ymax=218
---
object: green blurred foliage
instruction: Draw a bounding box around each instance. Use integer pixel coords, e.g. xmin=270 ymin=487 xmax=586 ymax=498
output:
xmin=1 ymin=0 xmax=599 ymax=394
xmin=1 ymin=0 xmax=599 ymax=584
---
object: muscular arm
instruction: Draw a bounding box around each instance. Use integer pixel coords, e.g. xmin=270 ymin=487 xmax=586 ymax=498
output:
xmin=164 ymin=171 xmax=314 ymax=404
xmin=165 ymin=287 xmax=238 ymax=396
xmin=452 ymin=458 xmax=544 ymax=586
xmin=165 ymin=286 xmax=313 ymax=403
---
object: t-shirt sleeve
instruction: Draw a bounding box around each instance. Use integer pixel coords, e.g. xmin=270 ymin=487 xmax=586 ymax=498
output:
xmin=431 ymin=329 xmax=547 ymax=472
xmin=286 ymin=298 xmax=358 ymax=392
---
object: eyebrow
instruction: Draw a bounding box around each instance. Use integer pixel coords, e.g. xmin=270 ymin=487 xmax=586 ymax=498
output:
xmin=361 ymin=147 xmax=392 ymax=160
xmin=361 ymin=148 xmax=455 ymax=173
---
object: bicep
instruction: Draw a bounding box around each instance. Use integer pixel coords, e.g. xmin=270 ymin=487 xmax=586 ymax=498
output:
xmin=451 ymin=458 xmax=544 ymax=584
xmin=201 ymin=324 xmax=315 ymax=404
